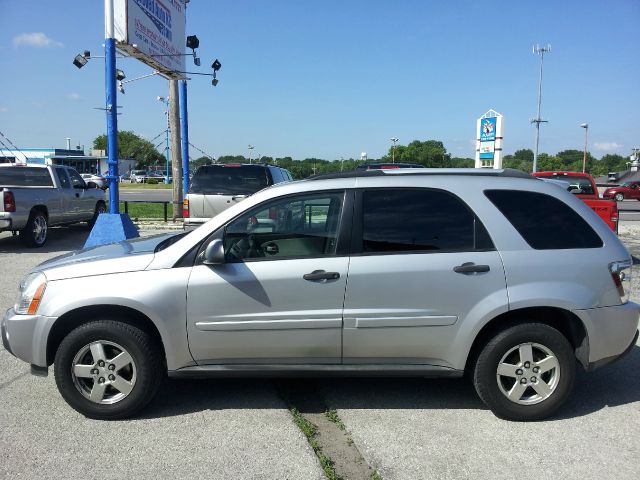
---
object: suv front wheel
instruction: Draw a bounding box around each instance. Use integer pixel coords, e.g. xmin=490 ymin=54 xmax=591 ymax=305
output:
xmin=473 ymin=323 xmax=576 ymax=421
xmin=54 ymin=320 xmax=164 ymax=420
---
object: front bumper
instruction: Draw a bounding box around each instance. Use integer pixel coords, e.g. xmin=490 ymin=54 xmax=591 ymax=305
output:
xmin=2 ymin=307 xmax=56 ymax=369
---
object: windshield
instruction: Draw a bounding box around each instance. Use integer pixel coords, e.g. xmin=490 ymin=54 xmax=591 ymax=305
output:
xmin=535 ymin=175 xmax=594 ymax=195
xmin=190 ymin=165 xmax=269 ymax=195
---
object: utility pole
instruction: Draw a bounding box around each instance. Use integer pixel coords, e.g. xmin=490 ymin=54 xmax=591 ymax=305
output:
xmin=104 ymin=0 xmax=119 ymax=213
xmin=169 ymin=80 xmax=183 ymax=219
xmin=531 ymin=44 xmax=551 ymax=173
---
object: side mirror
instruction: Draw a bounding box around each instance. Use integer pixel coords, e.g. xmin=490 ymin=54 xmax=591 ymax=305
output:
xmin=74 ymin=183 xmax=88 ymax=189
xmin=203 ymin=239 xmax=225 ymax=265
xmin=86 ymin=181 xmax=98 ymax=189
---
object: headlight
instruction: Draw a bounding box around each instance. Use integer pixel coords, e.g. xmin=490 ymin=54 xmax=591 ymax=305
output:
xmin=14 ymin=272 xmax=47 ymax=315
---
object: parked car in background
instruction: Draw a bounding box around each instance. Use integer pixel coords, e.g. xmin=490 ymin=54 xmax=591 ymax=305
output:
xmin=130 ymin=170 xmax=148 ymax=183
xmin=183 ymin=163 xmax=292 ymax=228
xmin=602 ymin=180 xmax=640 ymax=202
xmin=2 ymin=168 xmax=637 ymax=421
xmin=356 ymin=162 xmax=425 ymax=170
xmin=0 ymin=164 xmax=106 ymax=246
xmin=119 ymin=172 xmax=131 ymax=183
xmin=532 ymin=171 xmax=619 ymax=233
xmin=80 ymin=173 xmax=108 ymax=190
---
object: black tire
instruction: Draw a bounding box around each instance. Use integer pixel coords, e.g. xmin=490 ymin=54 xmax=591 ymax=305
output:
xmin=615 ymin=193 xmax=624 ymax=202
xmin=20 ymin=209 xmax=48 ymax=247
xmin=54 ymin=320 xmax=164 ymax=420
xmin=88 ymin=201 xmax=107 ymax=228
xmin=473 ymin=322 xmax=575 ymax=421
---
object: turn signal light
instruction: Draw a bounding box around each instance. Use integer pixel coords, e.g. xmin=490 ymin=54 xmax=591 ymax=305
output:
xmin=183 ymin=199 xmax=189 ymax=218
xmin=3 ymin=191 xmax=16 ymax=212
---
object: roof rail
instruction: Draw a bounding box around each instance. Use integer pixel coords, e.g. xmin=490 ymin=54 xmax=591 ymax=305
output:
xmin=308 ymin=168 xmax=534 ymax=181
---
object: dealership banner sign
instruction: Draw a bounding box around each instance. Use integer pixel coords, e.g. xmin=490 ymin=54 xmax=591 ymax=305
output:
xmin=114 ymin=0 xmax=186 ymax=78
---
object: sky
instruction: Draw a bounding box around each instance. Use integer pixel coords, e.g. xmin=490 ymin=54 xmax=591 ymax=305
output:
xmin=0 ymin=0 xmax=638 ymax=161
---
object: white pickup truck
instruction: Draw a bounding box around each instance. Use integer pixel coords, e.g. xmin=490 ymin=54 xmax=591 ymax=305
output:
xmin=0 ymin=164 xmax=106 ymax=247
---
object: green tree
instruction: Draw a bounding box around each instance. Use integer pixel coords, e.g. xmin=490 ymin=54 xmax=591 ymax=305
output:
xmin=381 ymin=140 xmax=449 ymax=167
xmin=93 ymin=130 xmax=165 ymax=169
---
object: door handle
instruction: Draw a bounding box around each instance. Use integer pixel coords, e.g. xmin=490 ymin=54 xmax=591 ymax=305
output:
xmin=75 ymin=193 xmax=80 ymax=198
xmin=303 ymin=270 xmax=340 ymax=281
xmin=453 ymin=262 xmax=490 ymax=274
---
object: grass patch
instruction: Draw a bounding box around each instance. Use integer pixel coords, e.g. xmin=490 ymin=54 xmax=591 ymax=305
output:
xmin=119 ymin=201 xmax=167 ymax=219
xmin=325 ymin=408 xmax=346 ymax=431
xmin=371 ymin=470 xmax=383 ymax=480
xmin=290 ymin=407 xmax=342 ymax=480
xmin=119 ymin=182 xmax=172 ymax=189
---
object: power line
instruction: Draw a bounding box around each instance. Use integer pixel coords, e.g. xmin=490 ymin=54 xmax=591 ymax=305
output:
xmin=0 ymin=130 xmax=29 ymax=161
xmin=188 ymin=142 xmax=215 ymax=161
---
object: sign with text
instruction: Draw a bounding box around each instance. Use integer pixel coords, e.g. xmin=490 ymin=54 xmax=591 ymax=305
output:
xmin=114 ymin=0 xmax=186 ymax=78
xmin=480 ymin=117 xmax=497 ymax=142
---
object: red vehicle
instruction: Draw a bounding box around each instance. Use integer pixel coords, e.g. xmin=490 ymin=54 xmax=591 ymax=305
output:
xmin=532 ymin=171 xmax=619 ymax=233
xmin=602 ymin=180 xmax=640 ymax=202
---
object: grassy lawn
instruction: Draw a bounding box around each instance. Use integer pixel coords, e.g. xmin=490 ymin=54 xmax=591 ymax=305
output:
xmin=119 ymin=182 xmax=172 ymax=189
xmin=119 ymin=201 xmax=168 ymax=219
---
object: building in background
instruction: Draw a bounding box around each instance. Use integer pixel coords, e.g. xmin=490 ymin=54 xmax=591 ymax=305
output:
xmin=0 ymin=147 xmax=135 ymax=175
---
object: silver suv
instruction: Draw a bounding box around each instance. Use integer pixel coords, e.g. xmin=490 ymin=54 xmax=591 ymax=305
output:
xmin=2 ymin=169 xmax=638 ymax=420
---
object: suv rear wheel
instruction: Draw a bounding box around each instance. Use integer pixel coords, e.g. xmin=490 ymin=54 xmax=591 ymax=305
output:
xmin=473 ymin=323 xmax=576 ymax=421
xmin=54 ymin=320 xmax=163 ymax=420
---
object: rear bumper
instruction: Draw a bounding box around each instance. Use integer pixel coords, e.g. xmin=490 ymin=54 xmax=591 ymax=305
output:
xmin=574 ymin=301 xmax=640 ymax=370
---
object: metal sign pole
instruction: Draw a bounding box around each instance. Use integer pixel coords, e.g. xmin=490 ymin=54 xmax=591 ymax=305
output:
xmin=105 ymin=0 xmax=119 ymax=213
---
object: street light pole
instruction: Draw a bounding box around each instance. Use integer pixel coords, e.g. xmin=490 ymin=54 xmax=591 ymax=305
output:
xmin=581 ymin=123 xmax=589 ymax=173
xmin=157 ymin=96 xmax=170 ymax=182
xmin=248 ymin=144 xmax=254 ymax=164
xmin=531 ymin=44 xmax=551 ymax=173
xmin=390 ymin=138 xmax=398 ymax=163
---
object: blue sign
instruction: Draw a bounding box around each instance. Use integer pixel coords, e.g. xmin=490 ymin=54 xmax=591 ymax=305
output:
xmin=480 ymin=117 xmax=497 ymax=142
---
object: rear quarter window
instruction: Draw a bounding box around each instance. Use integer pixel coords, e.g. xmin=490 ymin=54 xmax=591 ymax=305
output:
xmin=485 ymin=189 xmax=603 ymax=249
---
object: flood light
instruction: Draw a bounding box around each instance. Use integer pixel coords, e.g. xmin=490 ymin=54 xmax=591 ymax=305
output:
xmin=186 ymin=35 xmax=200 ymax=50
xmin=73 ymin=54 xmax=88 ymax=69
xmin=116 ymin=69 xmax=126 ymax=81
xmin=212 ymin=59 xmax=222 ymax=72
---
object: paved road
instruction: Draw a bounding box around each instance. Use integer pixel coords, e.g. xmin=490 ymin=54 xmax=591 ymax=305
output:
xmin=1 ymin=223 xmax=638 ymax=480
xmin=115 ymin=188 xmax=172 ymax=202
xmin=0 ymin=226 xmax=323 ymax=480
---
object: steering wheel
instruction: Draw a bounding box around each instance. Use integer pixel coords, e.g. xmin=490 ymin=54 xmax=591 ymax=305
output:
xmin=228 ymin=234 xmax=265 ymax=260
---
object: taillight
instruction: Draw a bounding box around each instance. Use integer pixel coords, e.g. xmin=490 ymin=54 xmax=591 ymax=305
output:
xmin=609 ymin=260 xmax=632 ymax=304
xmin=3 ymin=191 xmax=16 ymax=212
xmin=182 ymin=199 xmax=189 ymax=218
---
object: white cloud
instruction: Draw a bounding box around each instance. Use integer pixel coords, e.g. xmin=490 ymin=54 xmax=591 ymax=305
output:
xmin=67 ymin=93 xmax=82 ymax=101
xmin=594 ymin=142 xmax=623 ymax=151
xmin=13 ymin=32 xmax=63 ymax=48
xmin=0 ymin=107 xmax=8 ymax=113
xmin=31 ymin=101 xmax=44 ymax=108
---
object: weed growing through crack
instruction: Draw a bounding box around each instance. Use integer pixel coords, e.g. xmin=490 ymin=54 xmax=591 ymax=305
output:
xmin=325 ymin=408 xmax=347 ymax=431
xmin=290 ymin=407 xmax=342 ymax=480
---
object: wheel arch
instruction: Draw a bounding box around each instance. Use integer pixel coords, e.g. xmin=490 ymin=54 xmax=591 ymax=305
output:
xmin=464 ymin=306 xmax=588 ymax=374
xmin=31 ymin=205 xmax=49 ymax=217
xmin=46 ymin=305 xmax=166 ymax=367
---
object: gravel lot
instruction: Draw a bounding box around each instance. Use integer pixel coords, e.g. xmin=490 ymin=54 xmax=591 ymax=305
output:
xmin=1 ymin=223 xmax=638 ymax=480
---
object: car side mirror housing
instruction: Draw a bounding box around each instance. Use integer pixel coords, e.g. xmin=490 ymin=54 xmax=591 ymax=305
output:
xmin=74 ymin=183 xmax=88 ymax=189
xmin=86 ymin=181 xmax=98 ymax=189
xmin=203 ymin=239 xmax=225 ymax=265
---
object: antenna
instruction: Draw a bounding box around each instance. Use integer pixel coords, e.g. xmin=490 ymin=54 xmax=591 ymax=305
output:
xmin=530 ymin=43 xmax=551 ymax=173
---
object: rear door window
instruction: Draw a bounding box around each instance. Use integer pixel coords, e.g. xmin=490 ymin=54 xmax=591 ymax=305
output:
xmin=190 ymin=165 xmax=269 ymax=195
xmin=360 ymin=188 xmax=493 ymax=253
xmin=485 ymin=189 xmax=603 ymax=249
